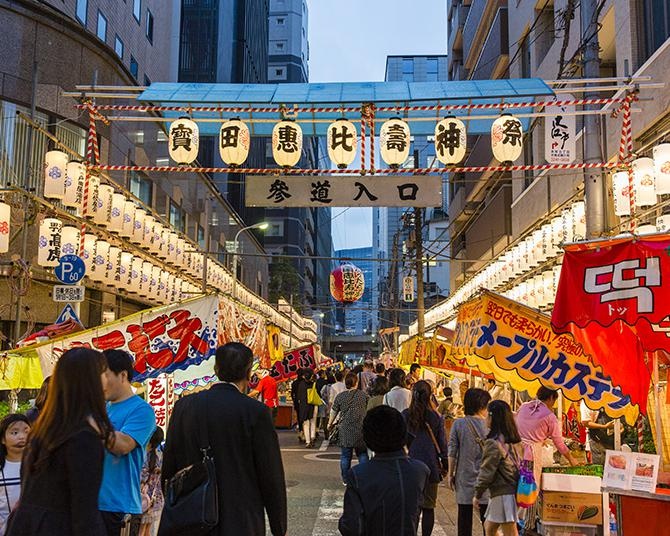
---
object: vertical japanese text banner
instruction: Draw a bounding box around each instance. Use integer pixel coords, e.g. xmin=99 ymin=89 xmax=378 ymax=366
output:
xmin=147 ymin=374 xmax=172 ymax=432
xmin=34 ymin=295 xmax=219 ymax=382
xmin=451 ymin=290 xmax=638 ymax=424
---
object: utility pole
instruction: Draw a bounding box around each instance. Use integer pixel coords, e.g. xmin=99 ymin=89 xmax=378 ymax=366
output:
xmin=582 ymin=0 xmax=605 ymax=237
xmin=414 ymin=207 xmax=425 ymax=337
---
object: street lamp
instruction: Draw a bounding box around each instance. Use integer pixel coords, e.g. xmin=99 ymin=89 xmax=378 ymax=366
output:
xmin=231 ymin=221 xmax=269 ymax=299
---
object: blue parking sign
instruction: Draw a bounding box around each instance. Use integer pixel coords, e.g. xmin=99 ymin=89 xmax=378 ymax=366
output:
xmin=54 ymin=254 xmax=86 ymax=285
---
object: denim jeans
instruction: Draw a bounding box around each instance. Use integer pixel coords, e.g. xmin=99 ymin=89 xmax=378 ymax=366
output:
xmin=340 ymin=446 xmax=369 ymax=483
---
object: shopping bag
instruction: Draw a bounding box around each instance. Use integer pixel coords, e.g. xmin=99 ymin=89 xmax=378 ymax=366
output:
xmin=516 ymin=459 xmax=539 ymax=508
xmin=307 ymin=383 xmax=324 ymax=406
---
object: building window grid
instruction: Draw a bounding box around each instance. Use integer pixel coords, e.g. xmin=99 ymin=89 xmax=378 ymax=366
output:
xmin=146 ymin=10 xmax=154 ymax=43
xmin=130 ymin=56 xmax=139 ymax=79
xmin=133 ymin=0 xmax=141 ymax=23
xmin=96 ymin=11 xmax=107 ymax=42
xmin=76 ymin=0 xmax=87 ymax=25
xmin=114 ymin=35 xmax=124 ymax=59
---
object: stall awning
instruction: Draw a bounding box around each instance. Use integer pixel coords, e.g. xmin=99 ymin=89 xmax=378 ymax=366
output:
xmin=137 ymin=79 xmax=555 ymax=136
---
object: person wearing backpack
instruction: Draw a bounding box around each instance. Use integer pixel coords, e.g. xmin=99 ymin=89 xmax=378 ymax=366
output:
xmin=473 ymin=400 xmax=524 ymax=536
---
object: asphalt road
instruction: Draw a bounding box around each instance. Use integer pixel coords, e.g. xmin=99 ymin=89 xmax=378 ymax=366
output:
xmin=272 ymin=430 xmax=460 ymax=536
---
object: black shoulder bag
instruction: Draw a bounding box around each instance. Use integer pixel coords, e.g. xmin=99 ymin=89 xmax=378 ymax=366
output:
xmin=158 ymin=391 xmax=219 ymax=536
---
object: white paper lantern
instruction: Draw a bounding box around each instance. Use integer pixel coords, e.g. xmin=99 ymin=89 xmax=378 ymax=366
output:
xmin=327 ymin=119 xmax=357 ymax=169
xmin=142 ymin=216 xmax=155 ymax=249
xmin=159 ymin=270 xmax=170 ymax=301
xmin=572 ymin=201 xmax=586 ymax=239
xmin=632 ymin=157 xmax=657 ymax=207
xmin=152 ymin=223 xmax=163 ymax=255
xmin=0 ymin=202 xmax=10 ymax=253
xmin=166 ymin=232 xmax=177 ymax=264
xmin=81 ymin=234 xmax=97 ymax=273
xmin=94 ymin=185 xmax=114 ymax=226
xmin=83 ymin=174 xmax=100 ymax=219
xmin=105 ymin=246 xmax=121 ymax=286
xmin=131 ymin=209 xmax=146 ymax=244
xmin=43 ymin=150 xmax=68 ymax=199
xmin=380 ymin=118 xmax=411 ymax=168
xmin=157 ymin=228 xmax=170 ymax=259
xmin=491 ymin=114 xmax=523 ymax=163
xmin=656 ymin=215 xmax=670 ymax=233
xmin=119 ymin=252 xmax=133 ymax=287
xmin=59 ymin=226 xmax=80 ymax=257
xmin=219 ymin=118 xmax=250 ymax=166
xmin=272 ymin=120 xmax=303 ymax=167
xmin=540 ymin=224 xmax=552 ymax=260
xmin=121 ymin=201 xmax=136 ymax=238
xmin=637 ymin=224 xmax=657 ymax=235
xmin=129 ymin=257 xmax=143 ymax=294
xmin=612 ymin=171 xmax=631 ymax=216
xmin=562 ymin=208 xmax=574 ymax=244
xmin=37 ymin=218 xmax=63 ymax=267
xmin=90 ymin=240 xmax=109 ymax=282
xmin=64 ymin=161 xmax=86 ymax=209
xmin=435 ymin=116 xmax=467 ymax=165
xmin=525 ymin=235 xmax=538 ymax=268
xmin=169 ymin=117 xmax=199 ymax=165
xmin=542 ymin=270 xmax=555 ymax=306
xmin=140 ymin=261 xmax=153 ymax=297
xmin=175 ymin=238 xmax=185 ymax=267
xmin=653 ymin=143 xmax=670 ymax=194
xmin=108 ymin=194 xmax=125 ymax=233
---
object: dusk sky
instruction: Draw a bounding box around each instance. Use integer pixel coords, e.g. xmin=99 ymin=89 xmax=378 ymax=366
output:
xmin=308 ymin=0 xmax=447 ymax=251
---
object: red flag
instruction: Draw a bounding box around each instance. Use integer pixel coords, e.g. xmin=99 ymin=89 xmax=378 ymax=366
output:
xmin=551 ymin=235 xmax=670 ymax=411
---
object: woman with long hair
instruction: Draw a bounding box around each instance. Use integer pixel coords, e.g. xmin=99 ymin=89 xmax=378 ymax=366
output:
xmin=473 ymin=400 xmax=523 ymax=536
xmin=0 ymin=414 xmax=30 ymax=532
xmin=7 ymin=348 xmax=114 ymax=536
xmin=139 ymin=427 xmax=165 ymax=536
xmin=403 ymin=380 xmax=448 ymax=536
xmin=366 ymin=376 xmax=389 ymax=411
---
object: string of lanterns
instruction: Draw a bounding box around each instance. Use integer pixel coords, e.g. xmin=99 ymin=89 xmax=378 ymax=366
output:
xmin=165 ymin=113 xmax=524 ymax=168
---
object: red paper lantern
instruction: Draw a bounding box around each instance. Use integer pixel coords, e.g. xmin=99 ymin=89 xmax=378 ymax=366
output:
xmin=330 ymin=263 xmax=365 ymax=303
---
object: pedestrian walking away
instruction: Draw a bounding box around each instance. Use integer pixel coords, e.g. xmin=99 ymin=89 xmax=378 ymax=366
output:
xmin=473 ymin=400 xmax=524 ymax=536
xmin=329 ymin=373 xmax=370 ymax=485
xmin=6 ymin=348 xmax=115 ymax=536
xmin=383 ymin=368 xmax=412 ymax=413
xmin=99 ymin=350 xmax=157 ymax=536
xmin=403 ymin=380 xmax=448 ymax=536
xmin=339 ymin=405 xmax=430 ymax=536
xmin=366 ymin=375 xmax=389 ymax=412
xmin=448 ymin=388 xmax=492 ymax=536
xmin=0 ymin=414 xmax=30 ymax=533
xmin=160 ymin=342 xmax=287 ymax=536
xmin=296 ymin=368 xmax=319 ymax=448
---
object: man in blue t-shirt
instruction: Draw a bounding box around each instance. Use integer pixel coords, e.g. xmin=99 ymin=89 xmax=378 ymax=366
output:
xmin=100 ymin=350 xmax=156 ymax=536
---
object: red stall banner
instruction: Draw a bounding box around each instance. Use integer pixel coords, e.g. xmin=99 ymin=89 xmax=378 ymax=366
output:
xmin=551 ymin=235 xmax=670 ymax=412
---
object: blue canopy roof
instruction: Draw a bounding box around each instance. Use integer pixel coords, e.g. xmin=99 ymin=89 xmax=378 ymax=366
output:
xmin=138 ymin=79 xmax=555 ymax=136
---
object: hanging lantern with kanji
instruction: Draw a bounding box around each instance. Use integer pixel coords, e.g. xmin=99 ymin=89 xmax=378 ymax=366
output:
xmin=631 ymin=157 xmax=657 ymax=207
xmin=108 ymin=193 xmax=126 ymax=233
xmin=491 ymin=114 xmax=523 ymax=163
xmin=327 ymin=119 xmax=357 ymax=169
xmin=612 ymin=170 xmax=631 ymax=216
xmin=169 ymin=117 xmax=199 ymax=165
xmin=380 ymin=118 xmax=410 ymax=168
xmin=330 ymin=263 xmax=365 ymax=303
xmin=272 ymin=120 xmax=303 ymax=167
xmin=94 ymin=184 xmax=114 ymax=226
xmin=44 ymin=150 xmax=68 ymax=200
xmin=435 ymin=116 xmax=467 ymax=165
xmin=37 ymin=217 xmax=63 ymax=267
xmin=83 ymin=174 xmax=100 ymax=219
xmin=219 ymin=118 xmax=250 ymax=166
xmin=121 ymin=201 xmax=136 ymax=238
xmin=60 ymin=226 xmax=80 ymax=257
xmin=64 ymin=161 xmax=86 ymax=209
xmin=0 ymin=201 xmax=10 ymax=253
xmin=653 ymin=143 xmax=670 ymax=195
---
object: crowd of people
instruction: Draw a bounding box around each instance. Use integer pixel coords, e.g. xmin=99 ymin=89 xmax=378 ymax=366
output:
xmin=0 ymin=344 xmax=605 ymax=536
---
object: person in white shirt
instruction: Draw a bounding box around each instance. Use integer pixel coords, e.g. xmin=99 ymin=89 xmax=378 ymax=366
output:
xmin=383 ymin=368 xmax=412 ymax=413
xmin=0 ymin=414 xmax=31 ymax=532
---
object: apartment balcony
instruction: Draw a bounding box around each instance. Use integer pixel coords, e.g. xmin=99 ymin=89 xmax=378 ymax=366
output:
xmin=448 ymin=3 xmax=469 ymax=61
xmin=464 ymin=183 xmax=512 ymax=263
xmin=448 ymin=184 xmax=468 ymax=224
xmin=463 ymin=0 xmax=501 ymax=73
xmin=470 ymin=8 xmax=508 ymax=80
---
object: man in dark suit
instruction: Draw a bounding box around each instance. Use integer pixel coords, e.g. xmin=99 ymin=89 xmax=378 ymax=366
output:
xmin=162 ymin=342 xmax=287 ymax=536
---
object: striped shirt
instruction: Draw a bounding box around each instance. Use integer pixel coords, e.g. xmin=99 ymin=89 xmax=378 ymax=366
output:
xmin=0 ymin=460 xmax=21 ymax=531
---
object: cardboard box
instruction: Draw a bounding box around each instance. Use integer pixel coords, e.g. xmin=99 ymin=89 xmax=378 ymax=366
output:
xmin=540 ymin=491 xmax=603 ymax=525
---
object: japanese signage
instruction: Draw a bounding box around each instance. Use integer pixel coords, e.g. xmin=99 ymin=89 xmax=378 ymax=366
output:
xmin=545 ymin=96 xmax=576 ymax=164
xmin=52 ymin=285 xmax=85 ymax=303
xmin=267 ymin=344 xmax=316 ymax=384
xmin=245 ymin=175 xmax=442 ymax=208
xmin=552 ymin=235 xmax=670 ymax=411
xmin=34 ymin=295 xmax=219 ymax=382
xmin=403 ymin=276 xmax=415 ymax=303
xmin=452 ymin=290 xmax=638 ymax=424
xmin=147 ymin=374 xmax=174 ymax=432
xmin=603 ymin=450 xmax=660 ymax=493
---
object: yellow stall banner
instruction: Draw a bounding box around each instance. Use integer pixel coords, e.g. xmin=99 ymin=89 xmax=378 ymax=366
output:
xmin=451 ymin=290 xmax=639 ymax=425
xmin=0 ymin=349 xmax=44 ymax=390
xmin=267 ymin=324 xmax=284 ymax=364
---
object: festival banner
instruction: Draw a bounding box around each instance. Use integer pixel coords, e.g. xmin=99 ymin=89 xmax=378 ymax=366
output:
xmin=0 ymin=349 xmax=44 ymax=390
xmin=551 ymin=235 xmax=670 ymax=410
xmin=452 ymin=290 xmax=638 ymax=424
xmin=218 ymin=299 xmax=270 ymax=368
xmin=147 ymin=374 xmax=174 ymax=432
xmin=32 ymin=295 xmax=218 ymax=383
xmin=268 ymin=344 xmax=316 ymax=383
xmin=267 ymin=324 xmax=284 ymax=364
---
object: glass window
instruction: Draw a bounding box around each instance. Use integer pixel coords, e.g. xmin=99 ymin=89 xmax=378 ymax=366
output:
xmin=76 ymin=0 xmax=87 ymax=24
xmin=146 ymin=10 xmax=154 ymax=43
xmin=133 ymin=0 xmax=141 ymax=22
xmin=402 ymin=58 xmax=414 ymax=74
xmin=129 ymin=172 xmax=153 ymax=206
xmin=277 ymin=17 xmax=285 ymax=24
xmin=402 ymin=73 xmax=414 ymax=82
xmin=114 ymin=36 xmax=124 ymax=58
xmin=130 ymin=56 xmax=139 ymax=78
xmin=169 ymin=201 xmax=186 ymax=233
xmin=144 ymin=74 xmax=152 ymax=86
xmin=425 ymin=72 xmax=438 ymax=82
xmin=96 ymin=11 xmax=107 ymax=42
xmin=275 ymin=68 xmax=284 ymax=76
xmin=197 ymin=225 xmax=205 ymax=249
xmin=426 ymin=57 xmax=439 ymax=73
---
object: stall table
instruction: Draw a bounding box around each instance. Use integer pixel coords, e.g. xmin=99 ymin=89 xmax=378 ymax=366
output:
xmin=603 ymin=487 xmax=670 ymax=535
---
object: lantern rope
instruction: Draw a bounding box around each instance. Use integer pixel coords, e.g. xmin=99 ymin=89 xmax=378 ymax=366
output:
xmin=614 ymin=92 xmax=639 ymax=232
xmin=93 ymin=161 xmax=618 ymax=175
xmin=360 ymin=107 xmax=367 ymax=175
xmin=80 ymin=102 xmax=100 ymax=256
xmin=77 ymin=97 xmax=629 ymax=116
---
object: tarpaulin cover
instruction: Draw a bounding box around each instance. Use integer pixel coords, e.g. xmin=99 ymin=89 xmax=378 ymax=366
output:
xmin=551 ymin=235 xmax=670 ymax=411
xmin=452 ymin=290 xmax=638 ymax=424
